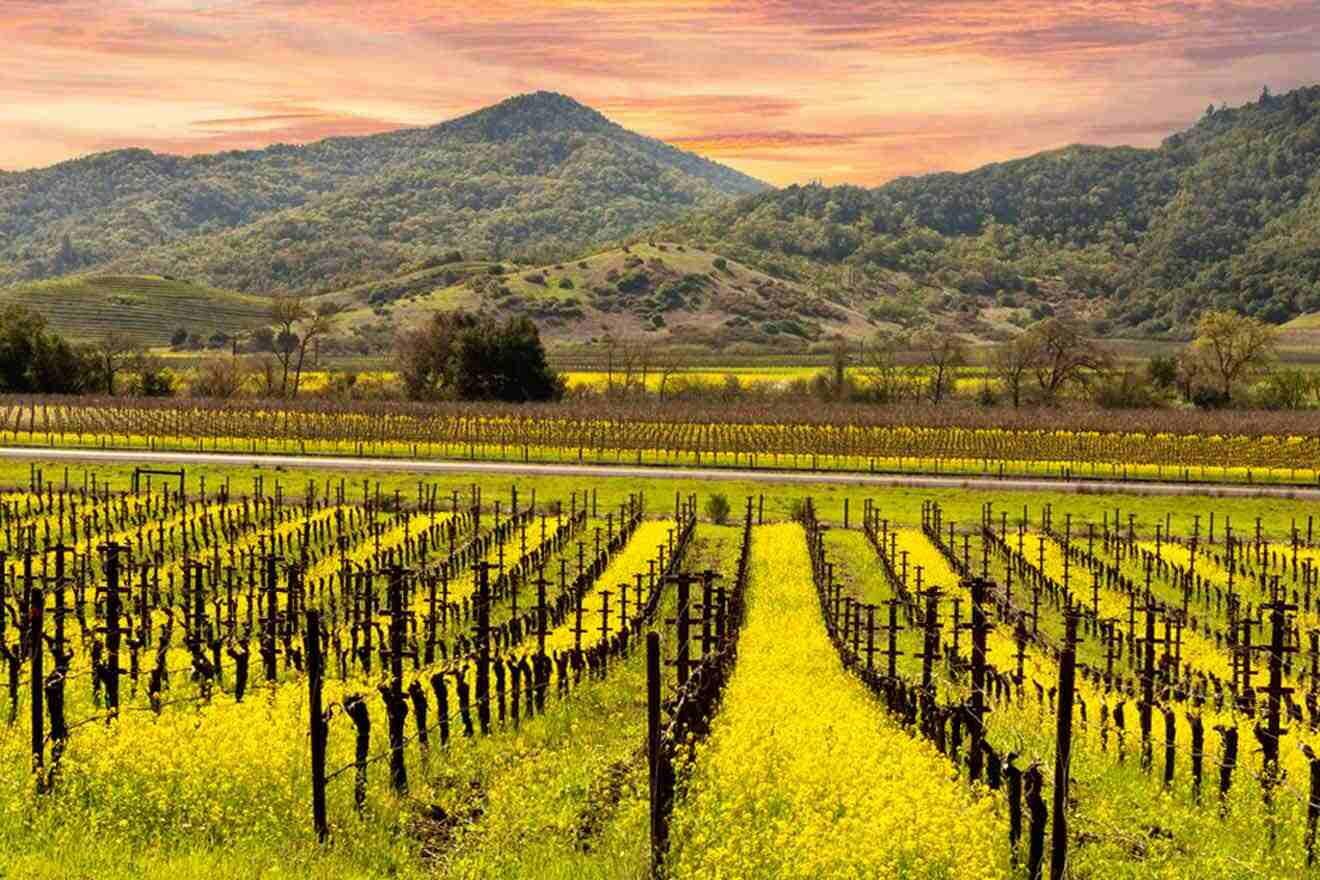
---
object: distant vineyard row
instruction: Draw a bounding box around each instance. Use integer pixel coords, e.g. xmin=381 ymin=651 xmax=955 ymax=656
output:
xmin=3 ymin=396 xmax=1320 ymax=485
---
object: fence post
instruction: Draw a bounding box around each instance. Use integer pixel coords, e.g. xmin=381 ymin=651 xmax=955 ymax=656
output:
xmin=30 ymin=581 xmax=44 ymax=791
xmin=103 ymin=543 xmax=123 ymax=716
xmin=1026 ymin=765 xmax=1047 ymax=880
xmin=1304 ymin=744 xmax=1320 ymax=866
xmin=676 ymin=574 xmax=692 ymax=688
xmin=647 ymin=633 xmax=671 ymax=875
xmin=968 ymin=578 xmax=988 ymax=784
xmin=344 ymin=695 xmax=370 ymax=811
xmin=306 ymin=610 xmax=328 ymax=841
xmin=383 ymin=567 xmax=409 ymax=793
xmin=1006 ymin=755 xmax=1023 ymax=863
xmin=475 ymin=561 xmax=492 ymax=735
xmin=1049 ymin=608 xmax=1078 ymax=880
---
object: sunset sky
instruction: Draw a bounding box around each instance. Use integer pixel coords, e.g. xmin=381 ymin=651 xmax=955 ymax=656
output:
xmin=4 ymin=0 xmax=1319 ymax=185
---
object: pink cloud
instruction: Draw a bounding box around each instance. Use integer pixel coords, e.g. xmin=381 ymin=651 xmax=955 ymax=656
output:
xmin=1 ymin=1 xmax=1318 ymax=183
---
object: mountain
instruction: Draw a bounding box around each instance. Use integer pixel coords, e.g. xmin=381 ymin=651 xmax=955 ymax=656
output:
xmin=0 ymin=92 xmax=767 ymax=293
xmin=658 ymin=85 xmax=1320 ymax=336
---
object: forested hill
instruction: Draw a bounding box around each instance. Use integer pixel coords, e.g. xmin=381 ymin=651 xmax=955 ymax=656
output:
xmin=0 ymin=92 xmax=767 ymax=293
xmin=661 ymin=85 xmax=1320 ymax=336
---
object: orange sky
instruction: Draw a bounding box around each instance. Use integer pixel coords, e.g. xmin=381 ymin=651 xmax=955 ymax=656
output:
xmin=4 ymin=0 xmax=1318 ymax=185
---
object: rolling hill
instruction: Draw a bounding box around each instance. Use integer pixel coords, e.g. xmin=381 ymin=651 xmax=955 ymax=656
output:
xmin=0 ymin=92 xmax=767 ymax=293
xmin=0 ymin=275 xmax=269 ymax=345
xmin=323 ymin=242 xmax=876 ymax=349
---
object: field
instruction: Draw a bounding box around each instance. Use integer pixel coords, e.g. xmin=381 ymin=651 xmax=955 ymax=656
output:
xmin=6 ymin=396 xmax=1320 ymax=487
xmin=3 ymin=451 xmax=1320 ymax=878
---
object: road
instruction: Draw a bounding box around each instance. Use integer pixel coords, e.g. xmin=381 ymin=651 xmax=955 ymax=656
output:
xmin=3 ymin=446 xmax=1319 ymax=500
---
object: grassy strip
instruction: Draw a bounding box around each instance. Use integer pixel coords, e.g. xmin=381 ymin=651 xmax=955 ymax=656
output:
xmin=667 ymin=523 xmax=1005 ymax=878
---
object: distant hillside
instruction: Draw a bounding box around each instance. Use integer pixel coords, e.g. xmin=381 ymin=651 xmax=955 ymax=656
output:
xmin=659 ymin=85 xmax=1320 ymax=336
xmin=0 ymin=275 xmax=268 ymax=344
xmin=0 ymin=92 xmax=767 ymax=293
xmin=325 ymin=242 xmax=874 ymax=349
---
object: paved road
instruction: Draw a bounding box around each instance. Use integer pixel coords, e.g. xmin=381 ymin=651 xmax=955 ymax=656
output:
xmin=4 ymin=446 xmax=1319 ymax=500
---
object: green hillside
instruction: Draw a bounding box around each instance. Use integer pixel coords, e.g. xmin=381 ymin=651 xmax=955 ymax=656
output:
xmin=328 ymin=242 xmax=875 ymax=348
xmin=1 ymin=93 xmax=766 ymax=293
xmin=0 ymin=275 xmax=268 ymax=345
xmin=658 ymin=84 xmax=1320 ymax=336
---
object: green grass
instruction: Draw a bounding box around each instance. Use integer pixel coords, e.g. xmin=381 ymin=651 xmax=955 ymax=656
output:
xmin=9 ymin=456 xmax=1319 ymax=541
xmin=0 ymin=274 xmax=269 ymax=345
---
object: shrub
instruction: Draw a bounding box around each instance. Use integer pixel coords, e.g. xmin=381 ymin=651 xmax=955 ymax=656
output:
xmin=704 ymin=493 xmax=731 ymax=525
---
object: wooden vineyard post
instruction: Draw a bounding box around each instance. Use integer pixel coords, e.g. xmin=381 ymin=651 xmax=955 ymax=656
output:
xmin=101 ymin=542 xmax=125 ymax=717
xmin=1140 ymin=602 xmax=1156 ymax=771
xmin=262 ymin=553 xmax=279 ymax=681
xmin=669 ymin=574 xmax=694 ymax=689
xmin=30 ymin=581 xmax=44 ymax=791
xmin=536 ymin=567 xmax=549 ymax=656
xmin=475 ymin=561 xmax=493 ymax=736
xmin=1025 ymin=764 xmax=1047 ymax=880
xmin=383 ymin=566 xmax=412 ymax=793
xmin=1304 ymin=744 xmax=1320 ymax=866
xmin=1006 ymin=756 xmax=1023 ymax=863
xmin=646 ymin=633 xmax=673 ymax=875
xmin=1049 ymin=608 xmax=1078 ymax=880
xmin=919 ymin=589 xmax=941 ymax=695
xmin=306 ymin=610 xmax=328 ymax=842
xmin=883 ymin=599 xmax=902 ymax=678
xmin=344 ymin=695 xmax=370 ymax=811
xmin=1188 ymin=713 xmax=1204 ymax=804
xmin=1258 ymin=594 xmax=1296 ymax=803
xmin=968 ymin=578 xmax=989 ymax=784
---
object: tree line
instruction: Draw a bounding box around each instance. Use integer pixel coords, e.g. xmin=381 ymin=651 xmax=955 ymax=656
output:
xmin=0 ymin=298 xmax=564 ymax=404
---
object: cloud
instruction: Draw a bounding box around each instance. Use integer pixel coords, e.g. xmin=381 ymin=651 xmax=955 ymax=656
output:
xmin=2 ymin=0 xmax=1319 ymax=183
xmin=667 ymin=131 xmax=862 ymax=154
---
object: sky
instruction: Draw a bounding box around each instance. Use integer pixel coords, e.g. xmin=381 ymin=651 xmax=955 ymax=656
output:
xmin=3 ymin=0 xmax=1319 ymax=186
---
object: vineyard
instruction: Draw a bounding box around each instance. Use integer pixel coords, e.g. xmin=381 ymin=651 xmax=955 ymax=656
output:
xmin=3 ymin=469 xmax=1320 ymax=877
xmin=6 ymin=396 xmax=1320 ymax=485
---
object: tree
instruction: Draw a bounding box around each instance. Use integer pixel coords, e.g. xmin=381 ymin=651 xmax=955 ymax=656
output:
xmin=1184 ymin=310 xmax=1277 ymax=402
xmin=990 ymin=333 xmax=1042 ymax=407
xmin=395 ymin=311 xmax=562 ymax=402
xmin=910 ymin=329 xmax=964 ymax=404
xmin=133 ymin=357 xmax=177 ymax=397
xmin=0 ymin=304 xmax=92 ymax=394
xmin=453 ymin=316 xmax=564 ymax=402
xmin=396 ymin=311 xmax=477 ymax=400
xmin=1145 ymin=354 xmax=1178 ymax=389
xmin=704 ymin=493 xmax=731 ymax=525
xmin=191 ymin=356 xmax=249 ymax=399
xmin=1026 ymin=318 xmax=1111 ymax=402
xmin=56 ymin=234 xmax=76 ymax=272
xmin=90 ymin=332 xmax=142 ymax=396
xmin=857 ymin=331 xmax=912 ymax=404
xmin=268 ymin=295 xmax=337 ymax=398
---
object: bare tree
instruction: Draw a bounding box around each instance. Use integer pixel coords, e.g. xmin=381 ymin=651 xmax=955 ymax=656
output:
xmin=90 ymin=331 xmax=142 ymax=396
xmin=268 ymin=296 xmax=338 ymax=398
xmin=1028 ymin=318 xmax=1112 ymax=402
xmin=290 ymin=303 xmax=339 ymax=398
xmin=654 ymin=348 xmax=683 ymax=401
xmin=990 ymin=333 xmax=1041 ymax=408
xmin=1185 ymin=309 xmax=1277 ymax=401
xmin=191 ymin=356 xmax=249 ymax=399
xmin=910 ymin=329 xmax=965 ymax=404
xmin=857 ymin=331 xmax=910 ymax=404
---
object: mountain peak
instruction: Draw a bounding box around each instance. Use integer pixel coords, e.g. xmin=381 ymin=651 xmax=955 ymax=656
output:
xmin=450 ymin=91 xmax=614 ymax=139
